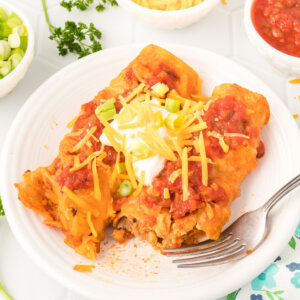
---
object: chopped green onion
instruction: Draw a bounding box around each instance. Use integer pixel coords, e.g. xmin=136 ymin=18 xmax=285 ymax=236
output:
xmin=118 ymin=180 xmax=132 ymax=197
xmin=153 ymin=111 xmax=163 ymax=128
xmin=95 ymin=100 xmax=116 ymax=121
xmin=128 ymin=142 xmax=150 ymax=159
xmin=165 ymin=98 xmax=181 ymax=113
xmin=164 ymin=114 xmax=184 ymax=130
xmin=6 ymin=13 xmax=22 ymax=29
xmin=116 ymin=162 xmax=127 ymax=174
xmin=11 ymin=47 xmax=24 ymax=57
xmin=0 ymin=40 xmax=11 ymax=60
xmin=152 ymin=82 xmax=169 ymax=98
xmin=8 ymin=53 xmax=22 ymax=69
xmin=0 ymin=8 xmax=8 ymax=22
xmin=0 ymin=61 xmax=11 ymax=76
xmin=0 ymin=23 xmax=12 ymax=39
xmin=95 ymin=99 xmax=116 ymax=115
xmin=8 ymin=33 xmax=20 ymax=48
xmin=101 ymin=108 xmax=116 ymax=121
xmin=19 ymin=36 xmax=27 ymax=51
xmin=12 ymin=25 xmax=27 ymax=36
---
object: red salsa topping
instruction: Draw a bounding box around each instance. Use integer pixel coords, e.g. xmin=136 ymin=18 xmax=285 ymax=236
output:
xmin=252 ymin=0 xmax=300 ymax=57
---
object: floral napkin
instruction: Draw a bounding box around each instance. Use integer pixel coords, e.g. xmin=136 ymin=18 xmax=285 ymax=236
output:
xmin=227 ymin=222 xmax=300 ymax=300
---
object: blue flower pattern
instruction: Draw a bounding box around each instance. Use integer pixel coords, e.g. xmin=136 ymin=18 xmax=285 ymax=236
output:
xmin=286 ymin=262 xmax=300 ymax=272
xmin=291 ymin=272 xmax=300 ymax=289
xmin=251 ymin=264 xmax=279 ymax=290
xmin=227 ymin=223 xmax=300 ymax=299
xmin=250 ymin=294 xmax=263 ymax=300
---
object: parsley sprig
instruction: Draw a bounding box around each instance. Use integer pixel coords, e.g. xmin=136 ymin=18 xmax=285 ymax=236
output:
xmin=0 ymin=196 xmax=4 ymax=216
xmin=41 ymin=0 xmax=103 ymax=59
xmin=60 ymin=0 xmax=118 ymax=12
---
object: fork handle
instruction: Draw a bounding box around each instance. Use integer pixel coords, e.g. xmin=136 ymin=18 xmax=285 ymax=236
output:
xmin=263 ymin=174 xmax=300 ymax=215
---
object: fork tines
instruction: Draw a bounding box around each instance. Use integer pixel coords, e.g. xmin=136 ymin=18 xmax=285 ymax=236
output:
xmin=162 ymin=233 xmax=247 ymax=268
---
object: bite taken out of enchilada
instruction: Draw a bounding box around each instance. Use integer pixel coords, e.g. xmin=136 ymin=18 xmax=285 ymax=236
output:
xmin=16 ymin=44 xmax=270 ymax=260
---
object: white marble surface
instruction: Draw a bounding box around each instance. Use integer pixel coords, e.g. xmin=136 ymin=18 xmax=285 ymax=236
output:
xmin=0 ymin=1 xmax=299 ymax=299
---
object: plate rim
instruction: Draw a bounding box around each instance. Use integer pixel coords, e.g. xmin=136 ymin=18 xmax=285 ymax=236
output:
xmin=1 ymin=43 xmax=300 ymax=300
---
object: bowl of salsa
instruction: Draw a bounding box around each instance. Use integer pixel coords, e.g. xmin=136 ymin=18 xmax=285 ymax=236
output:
xmin=244 ymin=0 xmax=300 ymax=74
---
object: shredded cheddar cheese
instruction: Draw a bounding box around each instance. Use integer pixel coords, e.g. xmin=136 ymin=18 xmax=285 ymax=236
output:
xmin=92 ymin=158 xmax=101 ymax=201
xmin=70 ymin=151 xmax=103 ymax=172
xmin=70 ymin=126 xmax=97 ymax=153
xmin=124 ymin=83 xmax=145 ymax=102
xmin=182 ymin=147 xmax=189 ymax=201
xmin=224 ymin=133 xmax=250 ymax=139
xmin=164 ymin=188 xmax=170 ymax=199
xmin=125 ymin=152 xmax=137 ymax=188
xmin=73 ymin=265 xmax=95 ymax=272
xmin=198 ymin=131 xmax=208 ymax=186
xmin=62 ymin=186 xmax=99 ymax=216
xmin=87 ymin=211 xmax=98 ymax=237
xmin=133 ymin=171 xmax=146 ymax=196
xmin=170 ymin=169 xmax=182 ymax=183
xmin=67 ymin=116 xmax=78 ymax=128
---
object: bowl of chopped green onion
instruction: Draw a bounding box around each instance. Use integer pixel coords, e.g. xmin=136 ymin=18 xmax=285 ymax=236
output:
xmin=0 ymin=0 xmax=34 ymax=97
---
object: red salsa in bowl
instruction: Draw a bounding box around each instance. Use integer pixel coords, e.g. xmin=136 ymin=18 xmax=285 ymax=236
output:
xmin=251 ymin=0 xmax=300 ymax=57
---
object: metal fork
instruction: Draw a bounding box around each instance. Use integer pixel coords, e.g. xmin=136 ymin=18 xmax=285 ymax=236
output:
xmin=162 ymin=174 xmax=300 ymax=268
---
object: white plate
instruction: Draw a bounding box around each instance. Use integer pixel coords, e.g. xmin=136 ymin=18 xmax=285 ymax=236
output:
xmin=1 ymin=44 xmax=300 ymax=300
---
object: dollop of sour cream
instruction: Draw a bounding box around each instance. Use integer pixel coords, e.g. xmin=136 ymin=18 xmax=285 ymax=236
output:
xmin=100 ymin=100 xmax=170 ymax=186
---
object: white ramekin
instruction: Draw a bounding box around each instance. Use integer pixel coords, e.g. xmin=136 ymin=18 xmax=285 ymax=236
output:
xmin=0 ymin=0 xmax=35 ymax=98
xmin=244 ymin=0 xmax=300 ymax=75
xmin=117 ymin=0 xmax=220 ymax=30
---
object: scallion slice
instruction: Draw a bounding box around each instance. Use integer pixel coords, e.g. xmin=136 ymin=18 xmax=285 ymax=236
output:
xmin=164 ymin=114 xmax=184 ymax=130
xmin=0 ymin=60 xmax=11 ymax=76
xmin=118 ymin=180 xmax=132 ymax=197
xmin=11 ymin=47 xmax=24 ymax=57
xmin=0 ymin=40 xmax=11 ymax=60
xmin=0 ymin=23 xmax=12 ymax=39
xmin=95 ymin=99 xmax=115 ymax=114
xmin=6 ymin=13 xmax=22 ymax=29
xmin=101 ymin=108 xmax=116 ymax=121
xmin=128 ymin=142 xmax=150 ymax=159
xmin=8 ymin=53 xmax=22 ymax=69
xmin=165 ymin=98 xmax=181 ymax=113
xmin=8 ymin=33 xmax=20 ymax=48
xmin=152 ymin=82 xmax=169 ymax=98
xmin=0 ymin=8 xmax=8 ymax=22
xmin=12 ymin=25 xmax=27 ymax=36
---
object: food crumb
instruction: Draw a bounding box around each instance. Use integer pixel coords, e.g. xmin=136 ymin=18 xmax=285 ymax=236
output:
xmin=73 ymin=265 xmax=95 ymax=272
xmin=293 ymin=114 xmax=299 ymax=119
xmin=289 ymin=79 xmax=300 ymax=84
xmin=43 ymin=145 xmax=48 ymax=149
xmin=246 ymin=248 xmax=253 ymax=255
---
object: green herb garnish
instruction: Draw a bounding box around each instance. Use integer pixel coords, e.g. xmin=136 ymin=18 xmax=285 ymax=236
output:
xmin=41 ymin=0 xmax=103 ymax=59
xmin=60 ymin=0 xmax=118 ymax=12
xmin=0 ymin=196 xmax=4 ymax=216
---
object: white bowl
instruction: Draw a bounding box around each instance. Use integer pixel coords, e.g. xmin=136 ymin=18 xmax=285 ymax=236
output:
xmin=1 ymin=43 xmax=300 ymax=300
xmin=244 ymin=0 xmax=300 ymax=75
xmin=0 ymin=0 xmax=34 ymax=98
xmin=117 ymin=0 xmax=219 ymax=30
